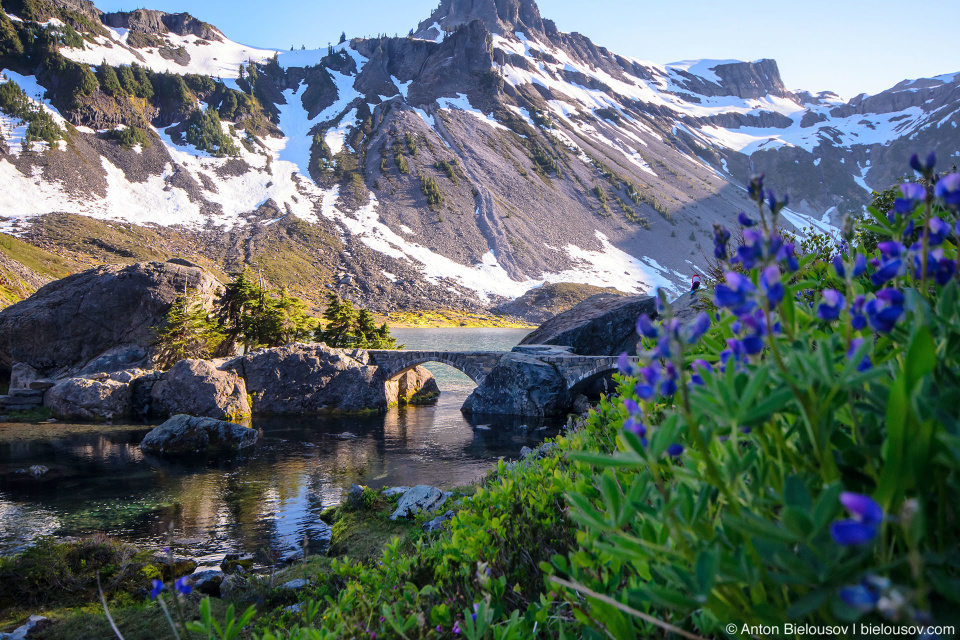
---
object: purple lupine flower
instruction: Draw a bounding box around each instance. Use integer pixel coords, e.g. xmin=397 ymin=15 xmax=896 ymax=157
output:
xmin=636 ymin=314 xmax=658 ymax=339
xmin=928 ymin=216 xmax=950 ymax=246
xmin=452 ymin=621 xmax=462 ymax=635
xmin=635 ymin=381 xmax=655 ymax=400
xmin=830 ymin=492 xmax=884 ymax=546
xmin=899 ymin=182 xmax=925 ymax=201
xmin=617 ymin=352 xmax=634 ymax=375
xmin=760 ymin=265 xmax=784 ymax=309
xmin=817 ymin=289 xmax=845 ymax=321
xmin=894 ymin=197 xmax=917 ymax=215
xmin=683 ymin=312 xmax=711 ymax=344
xmin=909 ymin=151 xmax=936 ymax=176
xmin=852 ymin=253 xmax=867 ymax=277
xmin=472 ymin=603 xmax=479 ymax=622
xmin=766 ymin=190 xmax=788 ymax=214
xmin=865 ymin=289 xmax=905 ymax=333
xmin=733 ymin=229 xmax=763 ymax=269
xmin=714 ymin=272 xmax=756 ymax=315
xmin=935 ymin=172 xmax=960 ymax=209
xmin=851 ymin=295 xmax=867 ymax=331
xmin=833 ymin=255 xmax=846 ymax=278
xmin=660 ymin=362 xmax=678 ymax=396
xmin=878 ymin=241 xmax=905 ymax=258
xmin=653 ymin=335 xmax=672 ymax=359
xmin=175 ymin=576 xmax=192 ymax=595
xmin=713 ymin=224 xmax=731 ymax=260
xmin=777 ymin=242 xmax=799 ymax=272
xmin=935 ymin=257 xmax=957 ymax=286
xmin=847 ymin=338 xmax=872 ymax=372
xmin=871 ymin=258 xmax=903 ymax=286
xmin=666 ymin=443 xmax=684 ymax=457
xmin=690 ymin=359 xmax=712 ymax=386
xmin=840 ymin=584 xmax=881 ymax=613
xmin=741 ymin=334 xmax=764 ymax=355
xmin=623 ymin=398 xmax=640 ymax=416
xmin=437 ymin=626 xmax=443 ymax=633
xmin=640 ymin=364 xmax=660 ymax=386
xmin=737 ymin=211 xmax=756 ymax=227
xmin=747 ymin=173 xmax=764 ymax=201
xmin=150 ymin=580 xmax=164 ymax=600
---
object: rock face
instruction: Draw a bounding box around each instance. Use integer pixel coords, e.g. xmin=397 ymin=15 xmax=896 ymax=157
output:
xmin=225 ymin=344 xmax=391 ymax=414
xmin=461 ymin=352 xmax=569 ymax=417
xmin=0 ymin=261 xmax=222 ymax=377
xmin=519 ymin=295 xmax=657 ymax=356
xmin=9 ymin=363 xmax=40 ymax=390
xmin=385 ymin=365 xmax=440 ymax=406
xmin=44 ymin=376 xmax=133 ymax=421
xmin=150 ymin=359 xmax=250 ymax=420
xmin=389 ymin=485 xmax=449 ymax=520
xmin=139 ymin=415 xmax=257 ymax=455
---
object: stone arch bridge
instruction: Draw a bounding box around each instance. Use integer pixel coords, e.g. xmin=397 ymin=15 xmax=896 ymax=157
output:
xmin=366 ymin=346 xmax=636 ymax=392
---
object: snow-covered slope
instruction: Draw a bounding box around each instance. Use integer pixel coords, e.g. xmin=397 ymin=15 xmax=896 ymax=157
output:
xmin=0 ymin=0 xmax=957 ymax=312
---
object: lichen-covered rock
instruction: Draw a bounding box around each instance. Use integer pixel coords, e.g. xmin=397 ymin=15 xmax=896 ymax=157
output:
xmin=389 ymin=485 xmax=448 ymax=520
xmin=422 ymin=510 xmax=455 ymax=532
xmin=9 ymin=363 xmax=40 ymax=390
xmin=224 ymin=343 xmax=390 ymax=414
xmin=139 ymin=415 xmax=257 ymax=455
xmin=385 ymin=365 xmax=440 ymax=406
xmin=150 ymin=359 xmax=250 ymax=420
xmin=44 ymin=377 xmax=133 ymax=421
xmin=0 ymin=261 xmax=222 ymax=377
xmin=461 ymin=353 xmax=570 ymax=417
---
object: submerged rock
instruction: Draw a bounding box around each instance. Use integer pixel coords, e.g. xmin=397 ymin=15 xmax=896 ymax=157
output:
xmin=139 ymin=415 xmax=257 ymax=455
xmin=150 ymin=359 xmax=250 ymax=420
xmin=389 ymin=485 xmax=448 ymax=520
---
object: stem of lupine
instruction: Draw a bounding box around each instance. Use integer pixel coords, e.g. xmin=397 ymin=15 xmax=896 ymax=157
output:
xmin=920 ymin=190 xmax=932 ymax=293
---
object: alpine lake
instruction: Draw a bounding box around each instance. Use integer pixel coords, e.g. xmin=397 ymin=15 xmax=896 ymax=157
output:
xmin=0 ymin=328 xmax=563 ymax=564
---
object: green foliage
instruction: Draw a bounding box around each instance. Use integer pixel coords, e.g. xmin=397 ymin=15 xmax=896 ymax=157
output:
xmin=96 ymin=61 xmax=123 ymax=97
xmin=529 ymin=143 xmax=561 ymax=178
xmin=435 ymin=158 xmax=459 ymax=185
xmin=185 ymin=107 xmax=239 ymax=157
xmin=421 ymin=174 xmax=443 ymax=209
xmin=404 ymin=131 xmax=418 ymax=156
xmin=152 ymin=288 xmax=225 ymax=368
xmin=529 ymin=107 xmax=555 ymax=129
xmin=314 ymin=293 xmax=400 ymax=349
xmin=215 ymin=270 xmax=316 ymax=354
xmin=392 ymin=138 xmax=409 ymax=174
xmin=110 ymin=125 xmax=151 ymax=150
xmin=0 ymin=79 xmax=63 ymax=145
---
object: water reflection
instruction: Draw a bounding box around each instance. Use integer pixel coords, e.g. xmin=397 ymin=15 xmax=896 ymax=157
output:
xmin=0 ymin=391 xmax=560 ymax=558
xmin=0 ymin=329 xmax=553 ymax=559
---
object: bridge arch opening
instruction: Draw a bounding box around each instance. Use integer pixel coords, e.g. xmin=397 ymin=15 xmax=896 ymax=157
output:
xmin=568 ymin=367 xmax=619 ymax=399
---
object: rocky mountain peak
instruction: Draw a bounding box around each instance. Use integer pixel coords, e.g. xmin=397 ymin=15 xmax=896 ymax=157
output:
xmin=101 ymin=9 xmax=223 ymax=41
xmin=414 ymin=0 xmax=546 ymax=40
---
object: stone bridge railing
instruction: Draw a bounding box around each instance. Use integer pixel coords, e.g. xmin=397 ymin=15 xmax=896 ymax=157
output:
xmin=366 ymin=350 xmax=507 ymax=386
xmin=366 ymin=347 xmax=640 ymax=392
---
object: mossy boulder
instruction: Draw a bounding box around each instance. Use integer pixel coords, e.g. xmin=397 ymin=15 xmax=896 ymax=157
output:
xmin=139 ymin=414 xmax=256 ymax=456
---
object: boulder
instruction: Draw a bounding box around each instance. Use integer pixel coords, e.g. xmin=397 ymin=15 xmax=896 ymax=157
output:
xmin=150 ymin=360 xmax=250 ymax=420
xmin=139 ymin=415 xmax=257 ymax=455
xmin=187 ymin=569 xmax=224 ymax=596
xmin=385 ymin=365 xmax=440 ymax=406
xmin=382 ymin=486 xmax=411 ymax=498
xmin=0 ymin=261 xmax=222 ymax=377
xmin=389 ymin=485 xmax=448 ymax=520
xmin=519 ymin=294 xmax=657 ymax=356
xmin=9 ymin=363 xmax=40 ymax=390
xmin=44 ymin=377 xmax=133 ymax=421
xmin=225 ymin=344 xmax=390 ymax=414
xmin=461 ymin=353 xmax=570 ymax=417
xmin=281 ymin=579 xmax=310 ymax=590
xmin=423 ymin=510 xmax=455 ymax=532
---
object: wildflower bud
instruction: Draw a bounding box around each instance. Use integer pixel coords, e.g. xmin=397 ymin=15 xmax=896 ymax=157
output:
xmin=842 ymin=213 xmax=856 ymax=242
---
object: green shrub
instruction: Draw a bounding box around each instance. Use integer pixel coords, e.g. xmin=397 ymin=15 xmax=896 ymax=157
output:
xmin=421 ymin=174 xmax=443 ymax=209
xmin=185 ymin=107 xmax=239 ymax=156
xmin=0 ymin=79 xmax=63 ymax=145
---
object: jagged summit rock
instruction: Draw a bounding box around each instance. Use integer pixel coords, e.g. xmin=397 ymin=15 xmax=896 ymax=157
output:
xmin=414 ymin=0 xmax=548 ymax=39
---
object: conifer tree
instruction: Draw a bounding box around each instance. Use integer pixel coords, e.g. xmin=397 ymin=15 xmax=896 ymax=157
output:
xmin=153 ymin=290 xmax=225 ymax=368
xmin=315 ymin=293 xmax=358 ymax=347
